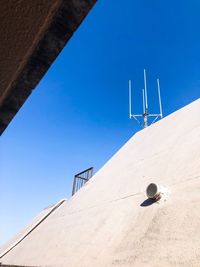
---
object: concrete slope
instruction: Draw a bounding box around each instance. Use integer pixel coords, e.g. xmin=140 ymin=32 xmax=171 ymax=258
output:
xmin=1 ymin=99 xmax=200 ymax=267
xmin=0 ymin=199 xmax=66 ymax=258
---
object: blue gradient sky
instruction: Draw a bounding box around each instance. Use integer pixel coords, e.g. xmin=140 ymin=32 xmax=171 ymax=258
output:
xmin=0 ymin=0 xmax=200 ymax=245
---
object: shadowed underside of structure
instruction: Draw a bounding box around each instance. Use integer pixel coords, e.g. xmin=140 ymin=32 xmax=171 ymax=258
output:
xmin=0 ymin=0 xmax=96 ymax=135
xmin=0 ymin=99 xmax=200 ymax=267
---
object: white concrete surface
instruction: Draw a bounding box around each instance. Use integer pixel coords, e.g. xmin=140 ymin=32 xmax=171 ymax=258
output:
xmin=0 ymin=199 xmax=66 ymax=259
xmin=1 ymin=99 xmax=200 ymax=267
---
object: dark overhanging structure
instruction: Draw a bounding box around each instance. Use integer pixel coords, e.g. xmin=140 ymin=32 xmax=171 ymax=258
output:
xmin=0 ymin=0 xmax=97 ymax=135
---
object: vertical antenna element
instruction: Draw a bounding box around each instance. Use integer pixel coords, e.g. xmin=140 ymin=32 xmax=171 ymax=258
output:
xmin=144 ymin=69 xmax=148 ymax=112
xmin=142 ymin=89 xmax=145 ymax=114
xmin=129 ymin=80 xmax=132 ymax=119
xmin=157 ymin=78 xmax=163 ymax=118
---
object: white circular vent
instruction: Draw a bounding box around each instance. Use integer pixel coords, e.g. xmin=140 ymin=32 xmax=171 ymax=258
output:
xmin=146 ymin=183 xmax=164 ymax=200
xmin=146 ymin=183 xmax=169 ymax=202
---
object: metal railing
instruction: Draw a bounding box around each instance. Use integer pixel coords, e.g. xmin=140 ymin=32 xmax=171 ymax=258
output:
xmin=72 ymin=167 xmax=93 ymax=196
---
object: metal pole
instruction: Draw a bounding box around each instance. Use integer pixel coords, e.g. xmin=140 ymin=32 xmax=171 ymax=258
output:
xmin=144 ymin=69 xmax=148 ymax=112
xmin=129 ymin=80 xmax=132 ymax=118
xmin=144 ymin=115 xmax=148 ymax=128
xmin=143 ymin=69 xmax=149 ymax=128
xmin=157 ymin=78 xmax=163 ymax=118
xmin=142 ymin=89 xmax=145 ymax=114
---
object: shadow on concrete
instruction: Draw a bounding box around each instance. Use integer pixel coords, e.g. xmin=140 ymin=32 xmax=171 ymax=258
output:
xmin=140 ymin=198 xmax=155 ymax=207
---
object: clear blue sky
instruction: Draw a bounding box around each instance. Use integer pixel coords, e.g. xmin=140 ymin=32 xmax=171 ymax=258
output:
xmin=0 ymin=0 xmax=199 ymax=245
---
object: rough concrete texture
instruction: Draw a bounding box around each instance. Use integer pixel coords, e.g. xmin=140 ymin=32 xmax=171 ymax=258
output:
xmin=0 ymin=99 xmax=200 ymax=267
xmin=0 ymin=0 xmax=96 ymax=135
xmin=0 ymin=200 xmax=66 ymax=259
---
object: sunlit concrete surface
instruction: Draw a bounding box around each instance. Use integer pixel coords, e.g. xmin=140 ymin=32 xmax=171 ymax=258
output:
xmin=0 ymin=99 xmax=200 ymax=267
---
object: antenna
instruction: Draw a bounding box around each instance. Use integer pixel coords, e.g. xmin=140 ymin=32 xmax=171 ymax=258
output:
xmin=157 ymin=78 xmax=163 ymax=118
xmin=144 ymin=69 xmax=148 ymax=112
xmin=128 ymin=80 xmax=132 ymax=119
xmin=128 ymin=69 xmax=163 ymax=129
xmin=142 ymin=89 xmax=145 ymax=114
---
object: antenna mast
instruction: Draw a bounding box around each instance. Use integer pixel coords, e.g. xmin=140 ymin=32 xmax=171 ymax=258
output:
xmin=128 ymin=69 xmax=163 ymax=129
xmin=129 ymin=80 xmax=132 ymax=119
xmin=157 ymin=78 xmax=163 ymax=118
